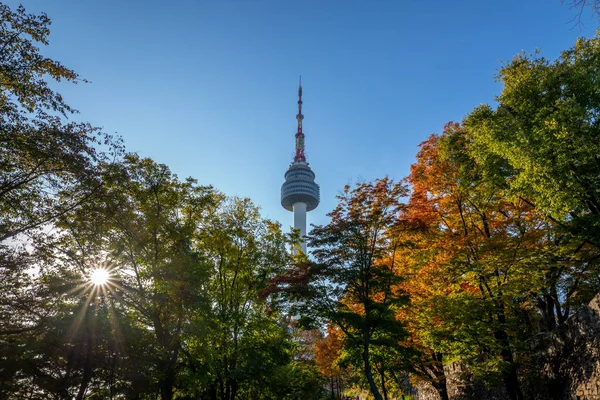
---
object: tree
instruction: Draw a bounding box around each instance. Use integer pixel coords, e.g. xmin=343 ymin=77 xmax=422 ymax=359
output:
xmin=78 ymin=155 xmax=215 ymax=400
xmin=402 ymin=124 xmax=550 ymax=400
xmin=465 ymin=35 xmax=600 ymax=248
xmin=463 ymin=34 xmax=600 ymax=334
xmin=314 ymin=327 xmax=344 ymax=399
xmin=0 ymin=2 xmax=121 ymax=345
xmin=198 ymin=197 xmax=292 ymax=400
xmin=269 ymin=178 xmax=409 ymax=400
xmin=0 ymin=5 xmax=122 ymax=398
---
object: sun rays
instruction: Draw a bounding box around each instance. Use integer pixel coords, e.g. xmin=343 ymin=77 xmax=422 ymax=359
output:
xmin=61 ymin=265 xmax=127 ymax=355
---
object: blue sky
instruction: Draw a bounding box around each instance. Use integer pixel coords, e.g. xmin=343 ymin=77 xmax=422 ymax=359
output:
xmin=9 ymin=0 xmax=596 ymax=230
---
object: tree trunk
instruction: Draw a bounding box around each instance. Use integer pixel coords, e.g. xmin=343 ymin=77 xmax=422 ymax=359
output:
xmin=499 ymin=345 xmax=523 ymax=400
xmin=427 ymin=352 xmax=449 ymax=400
xmin=75 ymin=316 xmax=94 ymax=400
xmin=431 ymin=379 xmax=450 ymax=400
xmin=159 ymin=368 xmax=175 ymax=400
xmin=218 ymin=373 xmax=225 ymax=400
xmin=495 ymin=319 xmax=523 ymax=400
xmin=330 ymin=377 xmax=335 ymax=400
xmin=208 ymin=383 xmax=217 ymax=400
xmin=544 ymin=294 xmax=557 ymax=331
xmin=362 ymin=332 xmax=383 ymax=400
xmin=230 ymin=380 xmax=238 ymax=400
xmin=380 ymin=367 xmax=389 ymax=400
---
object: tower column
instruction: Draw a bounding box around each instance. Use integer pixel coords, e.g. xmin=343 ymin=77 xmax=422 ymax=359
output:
xmin=293 ymin=202 xmax=307 ymax=253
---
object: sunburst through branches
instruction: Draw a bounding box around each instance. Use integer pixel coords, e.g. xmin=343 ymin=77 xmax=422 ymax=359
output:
xmin=90 ymin=268 xmax=110 ymax=286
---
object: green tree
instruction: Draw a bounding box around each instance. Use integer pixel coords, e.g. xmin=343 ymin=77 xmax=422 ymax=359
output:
xmin=270 ymin=178 xmax=409 ymax=400
xmin=465 ymin=35 xmax=600 ymax=247
xmin=0 ymin=5 xmax=121 ymax=398
xmin=0 ymin=1 xmax=120 ymax=343
xmin=87 ymin=155 xmax=214 ymax=400
xmin=198 ymin=197 xmax=293 ymax=399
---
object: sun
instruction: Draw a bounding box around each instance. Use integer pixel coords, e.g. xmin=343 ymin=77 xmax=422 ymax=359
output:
xmin=90 ymin=268 xmax=110 ymax=286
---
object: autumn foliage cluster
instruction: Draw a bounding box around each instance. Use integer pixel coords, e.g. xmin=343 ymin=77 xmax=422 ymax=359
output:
xmin=274 ymin=37 xmax=600 ymax=400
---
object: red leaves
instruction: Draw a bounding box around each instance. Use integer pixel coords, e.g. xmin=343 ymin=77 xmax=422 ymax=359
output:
xmin=259 ymin=261 xmax=314 ymax=299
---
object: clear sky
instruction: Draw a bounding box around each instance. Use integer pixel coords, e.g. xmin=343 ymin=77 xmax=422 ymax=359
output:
xmin=8 ymin=0 xmax=597 ymax=230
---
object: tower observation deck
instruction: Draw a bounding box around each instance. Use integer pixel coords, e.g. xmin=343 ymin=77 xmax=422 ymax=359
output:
xmin=281 ymin=78 xmax=320 ymax=253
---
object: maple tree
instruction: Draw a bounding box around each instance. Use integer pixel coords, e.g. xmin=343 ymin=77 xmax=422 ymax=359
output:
xmin=400 ymin=123 xmax=545 ymax=399
xmin=314 ymin=327 xmax=345 ymax=399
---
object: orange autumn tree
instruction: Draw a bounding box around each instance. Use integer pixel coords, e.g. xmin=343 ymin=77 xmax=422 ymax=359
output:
xmin=314 ymin=326 xmax=345 ymax=399
xmin=400 ymin=122 xmax=555 ymax=400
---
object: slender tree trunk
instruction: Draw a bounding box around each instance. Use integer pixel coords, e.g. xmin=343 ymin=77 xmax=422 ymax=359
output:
xmin=76 ymin=316 xmax=94 ymax=400
xmin=207 ymin=382 xmax=217 ymax=400
xmin=362 ymin=331 xmax=383 ymax=400
xmin=498 ymin=343 xmax=523 ymax=400
xmin=495 ymin=310 xmax=523 ymax=400
xmin=230 ymin=380 xmax=238 ymax=400
xmin=218 ymin=373 xmax=225 ymax=400
xmin=380 ymin=367 xmax=389 ymax=400
xmin=330 ymin=377 xmax=335 ymax=400
xmin=435 ymin=354 xmax=450 ymax=400
xmin=75 ymin=360 xmax=92 ymax=400
xmin=225 ymin=377 xmax=231 ymax=400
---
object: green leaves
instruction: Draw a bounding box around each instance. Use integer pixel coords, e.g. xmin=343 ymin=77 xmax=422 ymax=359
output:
xmin=0 ymin=3 xmax=79 ymax=118
xmin=466 ymin=36 xmax=600 ymax=235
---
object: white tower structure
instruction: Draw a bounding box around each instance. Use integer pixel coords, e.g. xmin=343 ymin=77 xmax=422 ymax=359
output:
xmin=281 ymin=78 xmax=320 ymax=253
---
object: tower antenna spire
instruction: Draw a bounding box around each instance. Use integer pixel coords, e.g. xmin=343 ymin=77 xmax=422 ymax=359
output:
xmin=294 ymin=75 xmax=305 ymax=162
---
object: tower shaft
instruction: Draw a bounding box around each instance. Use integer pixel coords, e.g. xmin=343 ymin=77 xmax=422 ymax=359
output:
xmin=293 ymin=202 xmax=307 ymax=253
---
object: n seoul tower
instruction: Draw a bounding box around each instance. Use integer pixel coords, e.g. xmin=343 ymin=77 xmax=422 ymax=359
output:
xmin=281 ymin=78 xmax=320 ymax=253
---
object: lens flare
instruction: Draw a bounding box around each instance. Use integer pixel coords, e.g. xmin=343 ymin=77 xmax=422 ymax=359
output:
xmin=90 ymin=268 xmax=109 ymax=286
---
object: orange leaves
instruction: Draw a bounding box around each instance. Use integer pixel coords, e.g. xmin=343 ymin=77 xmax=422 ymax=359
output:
xmin=459 ymin=281 xmax=480 ymax=295
xmin=393 ymin=117 xmax=575 ymax=378
xmin=314 ymin=326 xmax=344 ymax=378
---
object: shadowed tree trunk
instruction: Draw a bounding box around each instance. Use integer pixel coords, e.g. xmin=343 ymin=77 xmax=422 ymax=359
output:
xmin=363 ymin=332 xmax=383 ymax=400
